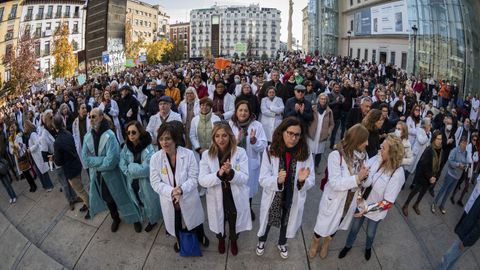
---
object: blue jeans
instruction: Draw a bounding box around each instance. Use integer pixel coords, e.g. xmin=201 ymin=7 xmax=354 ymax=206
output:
xmin=52 ymin=169 xmax=77 ymax=203
xmin=345 ymin=215 xmax=380 ymax=249
xmin=434 ymin=173 xmax=458 ymax=208
xmin=0 ymin=175 xmax=16 ymax=199
xmin=436 ymin=239 xmax=468 ymax=270
xmin=34 ymin=164 xmax=54 ymax=189
xmin=330 ymin=119 xmax=341 ymax=147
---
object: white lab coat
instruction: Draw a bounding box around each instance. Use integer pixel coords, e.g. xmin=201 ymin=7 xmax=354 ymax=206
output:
xmin=455 ymin=126 xmax=471 ymax=147
xmin=99 ymin=100 xmax=124 ymax=144
xmin=401 ymin=138 xmax=414 ymax=166
xmin=407 ymin=128 xmax=431 ymax=173
xmin=198 ymin=148 xmax=252 ymax=235
xmin=145 ymin=111 xmax=182 ymax=142
xmin=72 ymin=116 xmax=91 ymax=168
xmin=313 ymin=150 xmax=361 ymax=237
xmin=178 ymin=100 xmax=200 ymax=123
xmin=406 ymin=116 xmax=420 ymax=146
xmin=28 ymin=131 xmax=49 ymax=174
xmin=466 ymin=143 xmax=478 ymax=178
xmin=260 ymin=97 xmax=284 ymax=142
xmin=229 ymin=120 xmax=267 ymax=198
xmin=208 ymin=93 xmax=235 ymax=120
xmin=257 ymin=150 xmax=315 ymax=238
xmin=149 ymin=147 xmax=205 ymax=236
xmin=189 ymin=113 xmax=221 ymax=161
xmin=470 ymin=98 xmax=480 ymax=122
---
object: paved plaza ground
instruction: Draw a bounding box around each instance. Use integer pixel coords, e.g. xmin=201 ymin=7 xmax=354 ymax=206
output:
xmin=1 ymin=148 xmax=480 ymax=270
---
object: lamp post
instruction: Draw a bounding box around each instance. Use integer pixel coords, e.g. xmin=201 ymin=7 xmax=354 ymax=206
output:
xmin=347 ymin=30 xmax=351 ymax=58
xmin=316 ymin=37 xmax=319 ymax=56
xmin=412 ymin=25 xmax=418 ymax=76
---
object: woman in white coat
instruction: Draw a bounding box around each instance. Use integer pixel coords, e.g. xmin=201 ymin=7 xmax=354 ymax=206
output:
xmin=24 ymin=120 xmax=53 ymax=191
xmin=308 ymin=124 xmax=370 ymax=259
xmin=393 ymin=121 xmax=414 ymax=187
xmin=150 ymin=123 xmax=209 ymax=253
xmin=338 ymin=135 xmax=405 ymax=261
xmin=209 ymin=82 xmax=235 ymax=120
xmin=229 ymin=100 xmax=267 ymax=220
xmin=406 ymin=118 xmax=432 ymax=188
xmin=406 ymin=105 xmax=421 ymax=146
xmin=199 ymin=121 xmax=251 ymax=256
xmin=98 ymin=90 xmax=124 ymax=144
xmin=178 ymin=87 xmax=200 ymax=149
xmin=470 ymin=96 xmax=479 ymax=127
xmin=256 ymin=117 xmax=315 ymax=259
xmin=72 ymin=103 xmax=90 ymax=168
xmin=260 ymin=86 xmax=284 ymax=143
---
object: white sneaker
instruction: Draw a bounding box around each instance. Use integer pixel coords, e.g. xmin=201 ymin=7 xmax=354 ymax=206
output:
xmin=256 ymin=241 xmax=265 ymax=256
xmin=12 ymin=198 xmax=16 ymax=203
xmin=277 ymin=244 xmax=288 ymax=259
xmin=9 ymin=198 xmax=13 ymax=204
xmin=431 ymin=204 xmax=436 ymax=213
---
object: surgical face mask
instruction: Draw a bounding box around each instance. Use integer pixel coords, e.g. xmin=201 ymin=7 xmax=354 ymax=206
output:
xmin=235 ymin=79 xmax=240 ymax=84
xmin=397 ymin=106 xmax=403 ymax=112
xmin=446 ymin=124 xmax=453 ymax=131
xmin=394 ymin=129 xmax=402 ymax=138
xmin=294 ymin=72 xmax=299 ymax=77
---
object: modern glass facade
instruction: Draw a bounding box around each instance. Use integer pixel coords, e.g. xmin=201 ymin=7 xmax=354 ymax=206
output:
xmin=308 ymin=0 xmax=339 ymax=55
xmin=408 ymin=0 xmax=480 ymax=95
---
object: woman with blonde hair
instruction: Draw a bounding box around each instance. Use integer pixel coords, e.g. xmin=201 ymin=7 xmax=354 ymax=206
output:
xmin=199 ymin=121 xmax=251 ymax=256
xmin=308 ymin=124 xmax=370 ymax=259
xmin=338 ymin=134 xmax=405 ymax=260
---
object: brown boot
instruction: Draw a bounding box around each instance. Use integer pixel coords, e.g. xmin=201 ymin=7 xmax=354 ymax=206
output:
xmin=308 ymin=235 xmax=321 ymax=258
xmin=413 ymin=203 xmax=421 ymax=215
xmin=320 ymin=236 xmax=332 ymax=259
xmin=402 ymin=205 xmax=408 ymax=217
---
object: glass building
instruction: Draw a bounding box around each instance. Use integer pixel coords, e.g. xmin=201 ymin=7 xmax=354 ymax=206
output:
xmin=308 ymin=0 xmax=339 ymax=56
xmin=407 ymin=0 xmax=480 ymax=95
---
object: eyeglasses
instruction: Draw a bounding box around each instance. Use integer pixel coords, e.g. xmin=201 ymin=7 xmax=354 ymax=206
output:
xmin=89 ymin=115 xmax=97 ymax=119
xmin=295 ymin=90 xmax=306 ymax=93
xmin=127 ymin=130 xmax=137 ymax=136
xmin=285 ymin=130 xmax=301 ymax=139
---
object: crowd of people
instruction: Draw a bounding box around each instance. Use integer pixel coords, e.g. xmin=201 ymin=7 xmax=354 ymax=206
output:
xmin=0 ymin=53 xmax=479 ymax=269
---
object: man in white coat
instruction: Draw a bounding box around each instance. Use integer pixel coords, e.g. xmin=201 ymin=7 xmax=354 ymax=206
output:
xmin=146 ymin=96 xmax=181 ymax=145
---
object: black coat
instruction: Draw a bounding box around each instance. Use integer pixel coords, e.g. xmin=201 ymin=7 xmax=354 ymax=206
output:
xmin=366 ymin=129 xmax=381 ymax=158
xmin=413 ymin=146 xmax=444 ymax=187
xmin=455 ymin=194 xmax=480 ymax=247
xmin=118 ymin=92 xmax=139 ymax=124
xmin=346 ymin=107 xmax=363 ymax=130
xmin=441 ymin=128 xmax=456 ymax=161
xmin=284 ymin=97 xmax=313 ymax=127
xmin=53 ymin=129 xmax=82 ymax=179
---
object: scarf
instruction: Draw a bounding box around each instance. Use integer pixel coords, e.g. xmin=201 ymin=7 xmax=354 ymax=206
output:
xmin=198 ymin=111 xmax=213 ymax=149
xmin=235 ymin=118 xmax=253 ymax=149
xmin=317 ymin=103 xmax=327 ymax=115
xmin=212 ymin=91 xmax=227 ymax=114
xmin=432 ymin=144 xmax=443 ymax=176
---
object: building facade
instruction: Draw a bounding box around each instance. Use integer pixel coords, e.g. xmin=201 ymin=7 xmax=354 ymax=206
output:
xmin=0 ymin=1 xmax=22 ymax=86
xmin=155 ymin=5 xmax=169 ymax=40
xmin=19 ymin=0 xmax=86 ymax=76
xmin=170 ymin=22 xmax=189 ymax=59
xmin=189 ymin=4 xmax=281 ymax=59
xmin=308 ymin=0 xmax=339 ymax=56
xmin=126 ymin=0 xmax=158 ymax=44
xmin=302 ymin=6 xmax=309 ymax=52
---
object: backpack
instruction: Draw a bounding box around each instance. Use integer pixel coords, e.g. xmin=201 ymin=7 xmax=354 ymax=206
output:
xmin=320 ymin=152 xmax=342 ymax=191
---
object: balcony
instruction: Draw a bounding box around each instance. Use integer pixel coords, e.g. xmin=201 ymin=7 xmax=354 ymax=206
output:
xmin=8 ymin=13 xmax=16 ymax=20
xmin=46 ymin=13 xmax=52 ymax=19
xmin=72 ymin=29 xmax=79 ymax=34
xmin=73 ymin=12 xmax=79 ymax=18
xmin=64 ymin=12 xmax=70 ymax=18
xmin=55 ymin=12 xmax=61 ymax=18
xmin=36 ymin=13 xmax=44 ymax=20
xmin=24 ymin=15 xmax=32 ymax=21
xmin=43 ymin=30 xmax=52 ymax=37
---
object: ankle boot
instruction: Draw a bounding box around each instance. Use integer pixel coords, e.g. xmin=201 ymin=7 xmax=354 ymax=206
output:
xmin=218 ymin=238 xmax=226 ymax=254
xmin=320 ymin=236 xmax=332 ymax=259
xmin=308 ymin=235 xmax=321 ymax=258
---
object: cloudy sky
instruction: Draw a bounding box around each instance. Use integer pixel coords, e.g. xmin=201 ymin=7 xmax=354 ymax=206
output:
xmin=144 ymin=0 xmax=308 ymax=43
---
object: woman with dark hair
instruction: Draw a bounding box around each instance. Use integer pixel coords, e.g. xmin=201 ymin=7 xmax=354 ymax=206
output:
xmin=235 ymin=84 xmax=260 ymax=118
xmin=389 ymin=100 xmax=406 ymax=126
xmin=229 ymin=100 xmax=267 ymax=220
xmin=119 ymin=121 xmax=161 ymax=233
xmin=406 ymin=105 xmax=421 ymax=146
xmin=402 ymin=130 xmax=444 ymax=216
xmin=199 ymin=121 xmax=251 ymax=256
xmin=362 ymin=109 xmax=384 ymax=158
xmin=150 ymin=122 xmax=209 ymax=253
xmin=256 ymin=117 xmax=314 ymax=259
xmin=9 ymin=122 xmax=37 ymax=192
xmin=303 ymin=80 xmax=317 ymax=105
xmin=309 ymin=124 xmax=370 ymax=259
xmin=209 ymin=82 xmax=235 ymax=120
xmin=58 ymin=103 xmax=75 ymax=133
xmin=338 ymin=135 xmax=405 ymax=261
xmin=452 ymin=133 xmax=479 ymax=206
xmin=99 ymin=90 xmax=124 ymax=144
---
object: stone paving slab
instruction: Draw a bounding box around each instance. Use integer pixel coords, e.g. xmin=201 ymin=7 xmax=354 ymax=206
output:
xmin=0 ymin=224 xmax=29 ymax=270
xmin=16 ymin=244 xmax=64 ymax=270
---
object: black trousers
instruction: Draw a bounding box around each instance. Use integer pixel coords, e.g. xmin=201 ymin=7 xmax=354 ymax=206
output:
xmin=101 ymin=179 xmax=120 ymax=222
xmin=405 ymin=183 xmax=430 ymax=206
xmin=259 ymin=207 xmax=288 ymax=245
xmin=174 ymin=209 xmax=206 ymax=245
xmin=22 ymin=170 xmax=37 ymax=190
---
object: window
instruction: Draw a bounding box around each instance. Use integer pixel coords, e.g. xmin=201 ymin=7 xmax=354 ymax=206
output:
xmin=349 ymin=48 xmax=353 ymax=58
xmin=73 ymin=22 xmax=78 ymax=33
xmin=390 ymin=51 xmax=396 ymax=65
xmin=44 ymin=41 xmax=50 ymax=55
xmin=26 ymin=7 xmax=33 ymax=20
xmin=357 ymin=48 xmax=360 ymax=59
xmin=350 ymin=0 xmax=353 ymax=6
xmin=350 ymin=20 xmax=353 ymax=31
xmin=65 ymin=6 xmax=70 ymax=17
xmin=35 ymin=23 xmax=42 ymax=37
xmin=37 ymin=6 xmax=44 ymax=20
xmin=72 ymin=40 xmax=78 ymax=51
xmin=46 ymin=22 xmax=51 ymax=30
xmin=9 ymin=4 xmax=17 ymax=19
xmin=401 ymin=52 xmax=407 ymax=69
xmin=35 ymin=42 xmax=40 ymax=57
xmin=0 ymin=7 xmax=4 ymax=21
xmin=47 ymin=5 xmax=53 ymax=18
xmin=364 ymin=49 xmax=368 ymax=61
xmin=74 ymin=6 xmax=80 ymax=18
xmin=5 ymin=69 xmax=11 ymax=82
xmin=56 ymin=6 xmax=62 ymax=18
xmin=357 ymin=0 xmax=361 ymax=3
xmin=372 ymin=49 xmax=376 ymax=63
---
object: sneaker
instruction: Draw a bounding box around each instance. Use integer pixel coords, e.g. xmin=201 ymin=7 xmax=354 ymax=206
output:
xmin=46 ymin=188 xmax=53 ymax=192
xmin=12 ymin=197 xmax=16 ymax=203
xmin=9 ymin=198 xmax=13 ymax=204
xmin=277 ymin=244 xmax=288 ymax=259
xmin=79 ymin=204 xmax=88 ymax=212
xmin=439 ymin=207 xmax=446 ymax=214
xmin=256 ymin=241 xmax=265 ymax=256
xmin=431 ymin=204 xmax=436 ymax=214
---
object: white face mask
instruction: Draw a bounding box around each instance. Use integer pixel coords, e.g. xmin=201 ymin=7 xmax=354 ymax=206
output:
xmin=397 ymin=106 xmax=403 ymax=112
xmin=394 ymin=129 xmax=402 ymax=138
xmin=446 ymin=124 xmax=453 ymax=131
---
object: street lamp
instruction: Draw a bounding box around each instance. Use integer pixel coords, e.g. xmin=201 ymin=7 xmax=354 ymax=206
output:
xmin=347 ymin=30 xmax=351 ymax=58
xmin=315 ymin=37 xmax=319 ymax=56
xmin=412 ymin=25 xmax=418 ymax=76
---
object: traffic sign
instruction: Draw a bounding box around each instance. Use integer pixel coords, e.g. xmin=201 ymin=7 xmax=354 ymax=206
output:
xmin=102 ymin=51 xmax=109 ymax=64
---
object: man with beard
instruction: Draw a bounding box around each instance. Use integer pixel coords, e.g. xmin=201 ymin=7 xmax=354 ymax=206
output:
xmin=82 ymin=108 xmax=141 ymax=232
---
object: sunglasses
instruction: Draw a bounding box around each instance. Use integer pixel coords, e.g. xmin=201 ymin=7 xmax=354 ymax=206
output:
xmin=89 ymin=115 xmax=97 ymax=119
xmin=127 ymin=130 xmax=137 ymax=136
xmin=295 ymin=90 xmax=306 ymax=93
